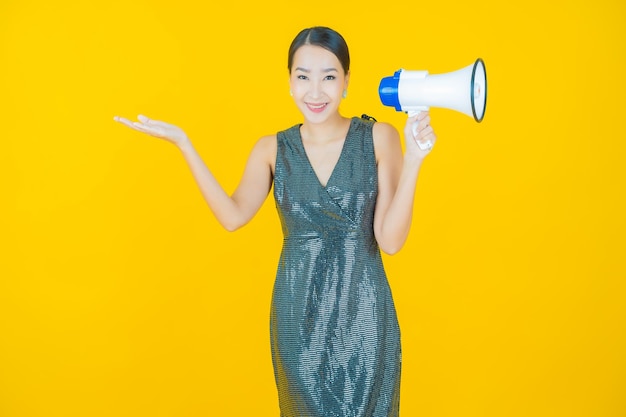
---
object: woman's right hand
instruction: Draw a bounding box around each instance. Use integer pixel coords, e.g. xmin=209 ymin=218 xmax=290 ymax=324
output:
xmin=114 ymin=114 xmax=190 ymax=148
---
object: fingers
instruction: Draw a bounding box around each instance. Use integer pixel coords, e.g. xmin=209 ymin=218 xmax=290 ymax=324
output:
xmin=407 ymin=112 xmax=437 ymax=153
xmin=407 ymin=111 xmax=429 ymax=125
xmin=416 ymin=113 xmax=431 ymax=130
xmin=115 ymin=114 xmax=161 ymax=126
xmin=138 ymin=114 xmax=171 ymax=128
xmin=137 ymin=114 xmax=149 ymax=122
xmin=132 ymin=122 xmax=164 ymax=137
xmin=113 ymin=115 xmax=136 ymax=129
xmin=418 ymin=124 xmax=435 ymax=138
xmin=416 ymin=129 xmax=435 ymax=144
xmin=113 ymin=115 xmax=164 ymax=137
xmin=114 ymin=115 xmax=145 ymax=131
xmin=412 ymin=113 xmax=432 ymax=138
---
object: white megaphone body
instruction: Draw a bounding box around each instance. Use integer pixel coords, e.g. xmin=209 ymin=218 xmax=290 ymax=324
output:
xmin=378 ymin=58 xmax=487 ymax=150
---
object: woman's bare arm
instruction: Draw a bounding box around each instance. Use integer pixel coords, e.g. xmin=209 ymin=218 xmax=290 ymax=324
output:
xmin=372 ymin=112 xmax=436 ymax=254
xmin=114 ymin=115 xmax=275 ymax=231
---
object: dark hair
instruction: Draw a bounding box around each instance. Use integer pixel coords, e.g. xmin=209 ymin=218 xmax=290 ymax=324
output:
xmin=287 ymin=26 xmax=350 ymax=75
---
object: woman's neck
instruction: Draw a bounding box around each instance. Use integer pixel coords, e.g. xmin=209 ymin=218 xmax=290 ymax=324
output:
xmin=300 ymin=114 xmax=351 ymax=143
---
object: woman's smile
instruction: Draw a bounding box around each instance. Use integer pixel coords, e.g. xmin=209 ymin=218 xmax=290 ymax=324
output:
xmin=306 ymin=102 xmax=328 ymax=113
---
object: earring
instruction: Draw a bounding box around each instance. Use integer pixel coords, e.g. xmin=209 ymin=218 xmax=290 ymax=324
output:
xmin=289 ymin=90 xmax=293 ymax=96
xmin=342 ymin=89 xmax=347 ymax=99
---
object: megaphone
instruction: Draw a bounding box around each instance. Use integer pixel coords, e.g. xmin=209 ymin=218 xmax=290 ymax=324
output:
xmin=379 ymin=58 xmax=487 ymax=150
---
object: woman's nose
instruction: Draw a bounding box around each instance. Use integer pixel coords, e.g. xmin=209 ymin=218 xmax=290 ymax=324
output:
xmin=308 ymin=80 xmax=322 ymax=98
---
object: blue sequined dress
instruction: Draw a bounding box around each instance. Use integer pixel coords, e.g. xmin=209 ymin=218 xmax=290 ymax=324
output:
xmin=270 ymin=117 xmax=401 ymax=417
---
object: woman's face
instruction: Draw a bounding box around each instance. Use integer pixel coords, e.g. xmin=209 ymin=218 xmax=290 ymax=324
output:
xmin=289 ymin=44 xmax=349 ymax=123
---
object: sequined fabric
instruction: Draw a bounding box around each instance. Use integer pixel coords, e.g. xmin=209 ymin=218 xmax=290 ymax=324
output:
xmin=271 ymin=117 xmax=401 ymax=417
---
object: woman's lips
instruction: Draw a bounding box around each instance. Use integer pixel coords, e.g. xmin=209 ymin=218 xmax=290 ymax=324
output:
xmin=306 ymin=103 xmax=328 ymax=113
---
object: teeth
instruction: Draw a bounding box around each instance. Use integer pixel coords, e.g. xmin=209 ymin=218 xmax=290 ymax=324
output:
xmin=309 ymin=103 xmax=326 ymax=109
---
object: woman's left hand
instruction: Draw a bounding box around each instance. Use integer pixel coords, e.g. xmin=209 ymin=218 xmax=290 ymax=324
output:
xmin=404 ymin=111 xmax=437 ymax=159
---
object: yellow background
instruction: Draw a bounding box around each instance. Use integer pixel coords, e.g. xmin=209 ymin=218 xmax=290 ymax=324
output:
xmin=1 ymin=0 xmax=624 ymax=416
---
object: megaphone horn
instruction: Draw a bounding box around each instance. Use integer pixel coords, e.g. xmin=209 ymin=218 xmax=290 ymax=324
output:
xmin=379 ymin=58 xmax=488 ymax=123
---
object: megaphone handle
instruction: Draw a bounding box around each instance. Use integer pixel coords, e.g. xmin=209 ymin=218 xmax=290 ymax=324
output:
xmin=407 ymin=110 xmax=433 ymax=151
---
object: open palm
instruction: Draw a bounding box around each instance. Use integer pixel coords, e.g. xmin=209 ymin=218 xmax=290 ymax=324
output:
xmin=114 ymin=114 xmax=189 ymax=147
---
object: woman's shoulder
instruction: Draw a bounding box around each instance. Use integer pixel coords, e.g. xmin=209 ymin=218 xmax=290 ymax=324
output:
xmin=372 ymin=120 xmax=398 ymax=137
xmin=370 ymin=120 xmax=401 ymax=161
xmin=243 ymin=134 xmax=276 ymax=171
xmin=276 ymin=122 xmax=302 ymax=137
xmin=254 ymin=120 xmax=302 ymax=157
xmin=372 ymin=120 xmax=400 ymax=145
xmin=254 ymin=134 xmax=277 ymax=155
xmin=353 ymin=115 xmax=397 ymax=137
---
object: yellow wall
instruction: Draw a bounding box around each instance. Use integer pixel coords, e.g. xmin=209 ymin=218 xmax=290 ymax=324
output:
xmin=1 ymin=0 xmax=624 ymax=416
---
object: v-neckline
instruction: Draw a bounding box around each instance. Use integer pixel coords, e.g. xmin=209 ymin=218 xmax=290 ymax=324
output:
xmin=297 ymin=118 xmax=354 ymax=189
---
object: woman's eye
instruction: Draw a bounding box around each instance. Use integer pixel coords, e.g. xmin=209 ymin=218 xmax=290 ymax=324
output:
xmin=325 ymin=75 xmax=336 ymax=80
xmin=297 ymin=75 xmax=308 ymax=80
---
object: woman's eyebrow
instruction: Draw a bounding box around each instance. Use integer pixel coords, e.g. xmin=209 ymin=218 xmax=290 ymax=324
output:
xmin=294 ymin=67 xmax=338 ymax=73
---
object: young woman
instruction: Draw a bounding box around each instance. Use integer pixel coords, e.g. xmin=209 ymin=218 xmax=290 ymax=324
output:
xmin=115 ymin=26 xmax=436 ymax=417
